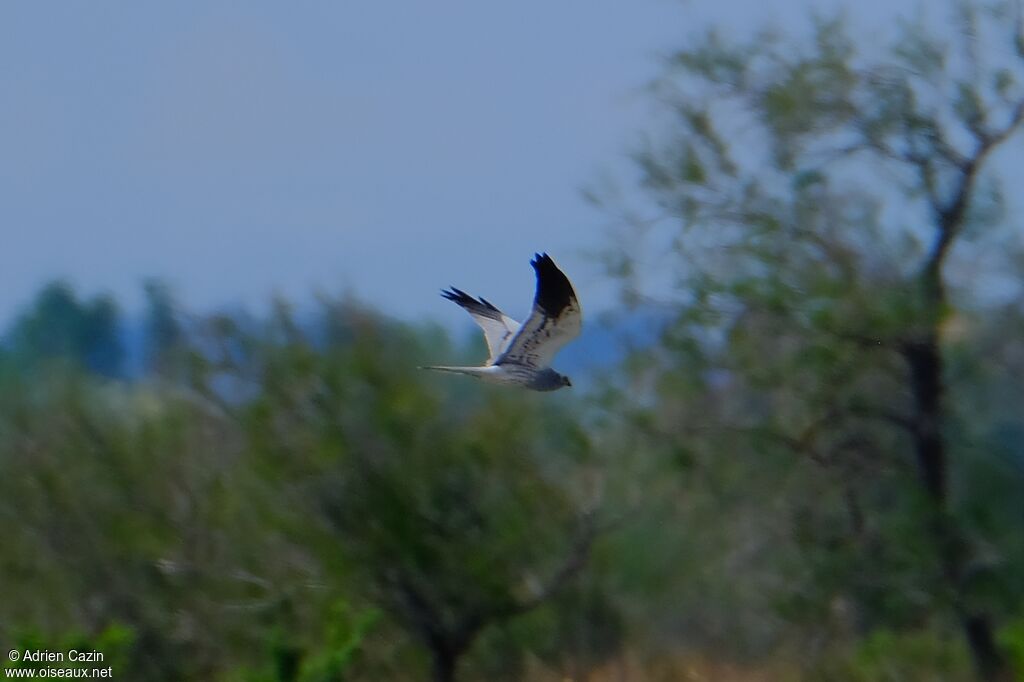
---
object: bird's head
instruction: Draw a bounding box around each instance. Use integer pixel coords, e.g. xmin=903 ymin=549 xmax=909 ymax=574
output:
xmin=561 ymin=374 xmax=572 ymax=388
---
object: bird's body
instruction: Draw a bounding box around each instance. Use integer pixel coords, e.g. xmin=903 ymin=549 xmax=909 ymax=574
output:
xmin=423 ymin=253 xmax=582 ymax=392
xmin=422 ymin=364 xmax=569 ymax=392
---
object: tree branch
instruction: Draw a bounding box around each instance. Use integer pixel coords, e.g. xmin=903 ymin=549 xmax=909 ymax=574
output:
xmin=508 ymin=511 xmax=600 ymax=617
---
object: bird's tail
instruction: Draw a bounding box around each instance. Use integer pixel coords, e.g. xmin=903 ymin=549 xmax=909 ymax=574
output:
xmin=418 ymin=365 xmax=490 ymax=379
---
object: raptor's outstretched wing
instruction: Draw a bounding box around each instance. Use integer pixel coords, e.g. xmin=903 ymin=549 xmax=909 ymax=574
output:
xmin=495 ymin=253 xmax=581 ymax=369
xmin=441 ymin=287 xmax=521 ymax=364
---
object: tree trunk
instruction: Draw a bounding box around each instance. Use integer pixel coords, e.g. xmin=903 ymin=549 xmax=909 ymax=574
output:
xmin=905 ymin=338 xmax=946 ymax=502
xmin=428 ymin=633 xmax=474 ymax=682
xmin=905 ymin=336 xmax=1010 ymax=681
xmin=430 ymin=647 xmax=458 ymax=682
xmin=962 ymin=612 xmax=1009 ymax=682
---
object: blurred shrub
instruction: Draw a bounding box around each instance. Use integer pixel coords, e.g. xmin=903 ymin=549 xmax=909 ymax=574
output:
xmin=808 ymin=629 xmax=974 ymax=682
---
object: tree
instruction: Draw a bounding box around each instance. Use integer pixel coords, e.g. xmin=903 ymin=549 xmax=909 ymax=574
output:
xmin=0 ymin=292 xmax=613 ymax=681
xmin=142 ymin=279 xmax=184 ymax=379
xmin=212 ymin=298 xmax=608 ymax=682
xmin=598 ymin=3 xmax=1024 ymax=679
xmin=6 ymin=281 xmax=124 ymax=377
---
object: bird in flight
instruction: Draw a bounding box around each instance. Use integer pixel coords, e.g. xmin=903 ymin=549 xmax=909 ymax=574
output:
xmin=423 ymin=253 xmax=582 ymax=391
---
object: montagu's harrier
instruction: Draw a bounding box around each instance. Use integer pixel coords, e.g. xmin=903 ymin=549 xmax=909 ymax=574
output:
xmin=423 ymin=253 xmax=581 ymax=391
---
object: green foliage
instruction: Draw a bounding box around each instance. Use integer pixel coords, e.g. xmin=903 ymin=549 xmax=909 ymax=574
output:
xmin=810 ymin=629 xmax=974 ymax=681
xmin=999 ymin=618 xmax=1024 ymax=677
xmin=598 ymin=0 xmax=1024 ymax=677
xmin=0 ymin=293 xmax=607 ymax=681
xmin=232 ymin=601 xmax=380 ymax=682
xmin=4 ymin=624 xmax=134 ymax=672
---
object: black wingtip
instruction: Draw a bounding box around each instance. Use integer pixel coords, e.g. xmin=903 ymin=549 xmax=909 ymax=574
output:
xmin=477 ymin=296 xmax=500 ymax=312
xmin=441 ymin=287 xmax=503 ymax=318
xmin=529 ymin=252 xmax=575 ymax=317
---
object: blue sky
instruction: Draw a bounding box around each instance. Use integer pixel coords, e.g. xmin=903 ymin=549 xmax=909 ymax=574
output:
xmin=0 ymin=0 xmax=985 ymax=329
